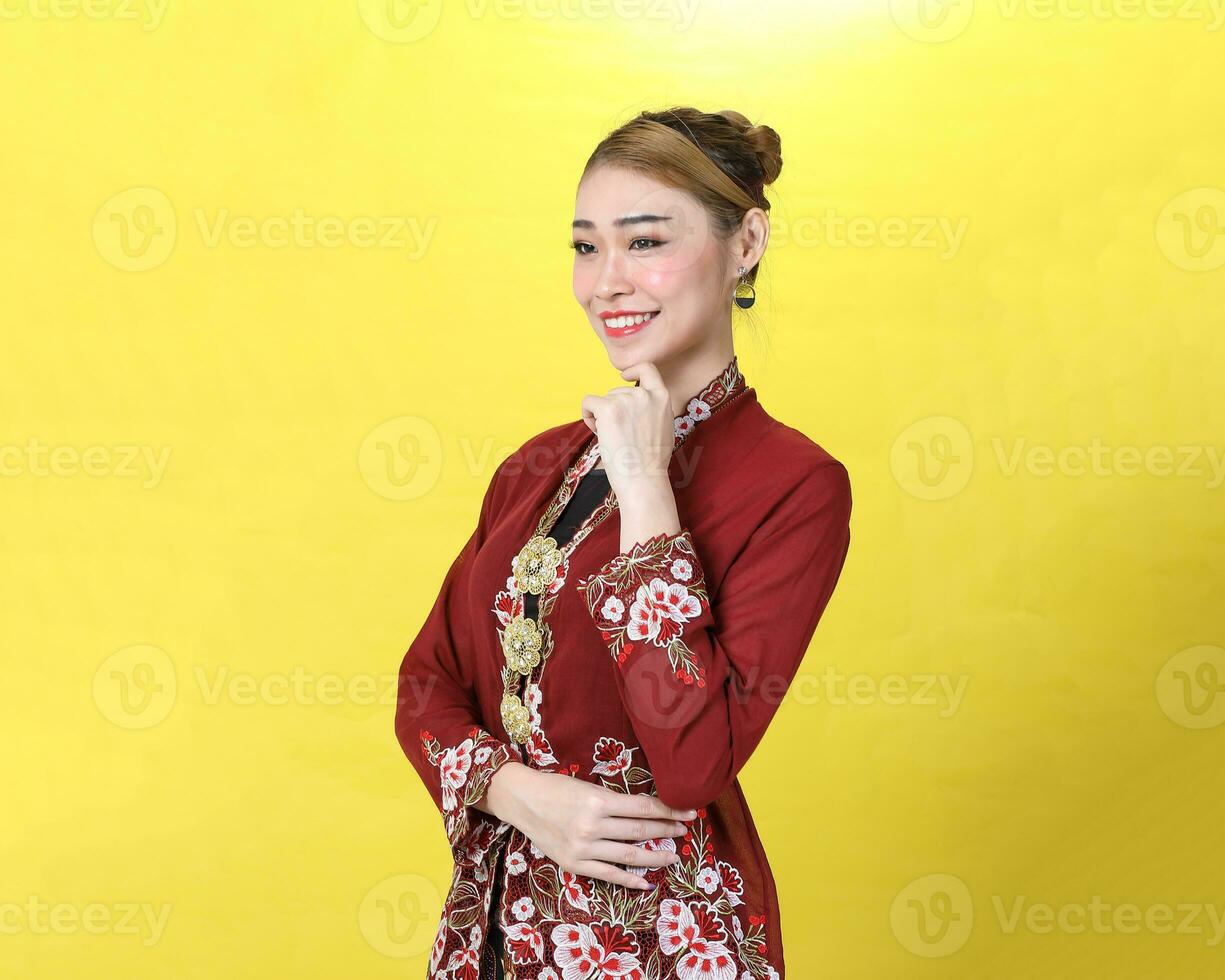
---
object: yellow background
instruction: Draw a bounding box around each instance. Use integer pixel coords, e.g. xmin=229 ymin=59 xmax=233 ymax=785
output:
xmin=2 ymin=1 xmax=1223 ymax=977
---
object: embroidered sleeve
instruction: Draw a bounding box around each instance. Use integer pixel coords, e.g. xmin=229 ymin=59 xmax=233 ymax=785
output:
xmin=417 ymin=726 xmax=516 ymax=853
xmin=394 ymin=458 xmax=519 ymax=857
xmin=578 ymin=460 xmax=853 ymax=812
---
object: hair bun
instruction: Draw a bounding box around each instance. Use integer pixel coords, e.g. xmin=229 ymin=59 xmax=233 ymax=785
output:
xmin=717 ymin=109 xmax=783 ymax=186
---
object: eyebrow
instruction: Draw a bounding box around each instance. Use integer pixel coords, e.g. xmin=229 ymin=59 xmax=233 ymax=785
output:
xmin=571 ymin=213 xmax=675 ymax=230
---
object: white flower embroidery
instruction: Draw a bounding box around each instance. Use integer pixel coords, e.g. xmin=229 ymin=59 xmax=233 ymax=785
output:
xmin=686 ymin=397 xmax=712 ymax=421
xmin=591 ymin=736 xmax=632 ymax=777
xmin=437 ymin=739 xmax=475 ymax=811
xmin=551 ymin=921 xmax=643 ymax=977
xmin=558 ymin=870 xmax=592 ymax=914
xmin=505 ymin=850 xmax=527 ymax=874
xmin=626 ymin=578 xmax=703 ymax=646
xmin=512 ymin=895 xmax=536 ymax=921
xmin=718 ymin=860 xmax=745 ymax=907
xmin=599 ymin=594 xmax=626 ymax=623
xmin=657 ymin=898 xmax=736 ymax=980
xmin=697 ymin=865 xmax=721 ymax=894
xmin=503 ymin=920 xmax=545 ymax=964
xmin=669 ymin=556 xmax=694 ymax=582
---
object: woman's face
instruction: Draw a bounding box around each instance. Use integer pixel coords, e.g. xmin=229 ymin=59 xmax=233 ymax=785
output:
xmin=572 ymin=165 xmax=732 ymax=373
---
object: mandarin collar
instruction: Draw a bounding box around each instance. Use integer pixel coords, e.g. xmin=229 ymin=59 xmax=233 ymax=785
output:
xmin=670 ymin=355 xmax=747 ymax=442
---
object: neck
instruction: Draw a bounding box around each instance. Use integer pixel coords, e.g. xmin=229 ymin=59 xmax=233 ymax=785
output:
xmin=654 ymin=345 xmax=737 ymax=419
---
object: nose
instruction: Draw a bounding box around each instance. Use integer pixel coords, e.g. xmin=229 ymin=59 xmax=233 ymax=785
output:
xmin=594 ymin=247 xmax=635 ymax=300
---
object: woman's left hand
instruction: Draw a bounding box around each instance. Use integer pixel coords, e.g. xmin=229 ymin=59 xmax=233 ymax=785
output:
xmin=580 ymin=362 xmax=675 ymax=499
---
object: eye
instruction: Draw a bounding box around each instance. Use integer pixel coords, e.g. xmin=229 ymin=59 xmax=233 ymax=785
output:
xmin=569 ymin=241 xmax=595 ymax=255
xmin=630 ymin=237 xmax=662 ymax=251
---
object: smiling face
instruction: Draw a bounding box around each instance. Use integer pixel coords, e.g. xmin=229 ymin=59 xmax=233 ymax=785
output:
xmin=571 ymin=165 xmax=737 ymax=376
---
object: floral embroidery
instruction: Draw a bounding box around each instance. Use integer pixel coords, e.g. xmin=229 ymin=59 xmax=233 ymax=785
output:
xmin=417 ymin=726 xmax=514 ymax=855
xmin=589 ymin=736 xmax=655 ymax=793
xmin=578 ymin=529 xmax=711 ymax=687
xmin=503 ymin=920 xmax=546 ymax=966
xmin=524 ymin=684 xmax=560 ymax=768
xmin=658 ymin=899 xmax=737 ymax=980
xmin=453 ymin=731 xmax=778 ymax=979
xmin=551 ymin=921 xmax=644 ymax=977
xmin=441 ymin=924 xmax=485 ymax=979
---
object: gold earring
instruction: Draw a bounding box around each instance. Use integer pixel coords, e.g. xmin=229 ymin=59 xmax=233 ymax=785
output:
xmin=733 ymin=266 xmax=756 ymax=309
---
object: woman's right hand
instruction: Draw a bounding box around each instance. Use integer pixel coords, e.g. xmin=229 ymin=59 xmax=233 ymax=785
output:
xmin=481 ymin=762 xmax=696 ymax=890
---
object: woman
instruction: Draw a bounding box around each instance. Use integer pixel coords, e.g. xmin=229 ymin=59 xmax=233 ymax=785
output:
xmin=395 ymin=107 xmax=853 ymax=980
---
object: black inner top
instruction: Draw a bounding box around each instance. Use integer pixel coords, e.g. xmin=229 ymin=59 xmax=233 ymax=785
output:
xmin=522 ymin=465 xmax=611 ymax=621
xmin=485 ymin=464 xmax=611 ymax=977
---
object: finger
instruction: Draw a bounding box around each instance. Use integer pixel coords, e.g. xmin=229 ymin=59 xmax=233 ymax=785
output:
xmin=588 ymin=839 xmax=680 ymax=870
xmin=599 ymin=815 xmax=690 ymax=841
xmin=572 ymin=859 xmax=655 ymax=891
xmin=602 ymin=791 xmax=697 ymax=823
xmin=580 ymin=394 xmax=606 ymax=429
xmin=619 ymin=361 xmax=664 ymax=392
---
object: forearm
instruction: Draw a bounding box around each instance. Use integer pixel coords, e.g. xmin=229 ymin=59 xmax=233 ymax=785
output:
xmin=473 ymin=758 xmax=536 ymax=827
xmin=617 ymin=476 xmax=680 ymax=552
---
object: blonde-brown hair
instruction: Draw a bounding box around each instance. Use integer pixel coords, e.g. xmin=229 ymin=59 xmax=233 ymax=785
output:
xmin=581 ymin=106 xmax=783 ymax=288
